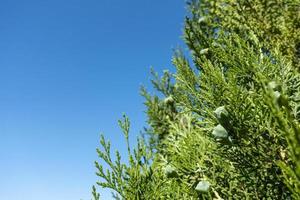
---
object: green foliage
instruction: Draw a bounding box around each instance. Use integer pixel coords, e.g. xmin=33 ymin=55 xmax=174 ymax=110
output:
xmin=92 ymin=0 xmax=300 ymax=199
xmin=91 ymin=185 xmax=100 ymax=200
xmin=265 ymin=75 xmax=300 ymax=199
xmin=187 ymin=0 xmax=300 ymax=69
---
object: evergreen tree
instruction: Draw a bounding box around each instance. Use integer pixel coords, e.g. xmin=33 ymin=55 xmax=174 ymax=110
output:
xmin=92 ymin=0 xmax=300 ymax=199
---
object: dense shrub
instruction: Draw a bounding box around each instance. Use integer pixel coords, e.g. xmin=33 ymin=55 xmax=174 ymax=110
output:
xmin=92 ymin=0 xmax=300 ymax=199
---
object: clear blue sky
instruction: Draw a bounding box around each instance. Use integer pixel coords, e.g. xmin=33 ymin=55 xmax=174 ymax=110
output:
xmin=0 ymin=0 xmax=186 ymax=199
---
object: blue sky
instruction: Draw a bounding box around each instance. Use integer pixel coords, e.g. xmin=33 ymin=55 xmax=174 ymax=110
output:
xmin=0 ymin=0 xmax=186 ymax=199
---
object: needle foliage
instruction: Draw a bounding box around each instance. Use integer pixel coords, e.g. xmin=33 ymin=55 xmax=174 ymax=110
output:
xmin=92 ymin=0 xmax=300 ymax=199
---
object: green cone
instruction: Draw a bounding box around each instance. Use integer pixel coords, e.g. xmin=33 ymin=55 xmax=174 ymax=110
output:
xmin=164 ymin=165 xmax=178 ymax=178
xmin=212 ymin=124 xmax=228 ymax=139
xmin=195 ymin=180 xmax=210 ymax=193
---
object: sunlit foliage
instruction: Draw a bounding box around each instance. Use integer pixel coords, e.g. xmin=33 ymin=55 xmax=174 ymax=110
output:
xmin=92 ymin=0 xmax=300 ymax=199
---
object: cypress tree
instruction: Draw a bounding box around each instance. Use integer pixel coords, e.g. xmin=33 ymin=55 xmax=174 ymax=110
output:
xmin=92 ymin=0 xmax=300 ymax=199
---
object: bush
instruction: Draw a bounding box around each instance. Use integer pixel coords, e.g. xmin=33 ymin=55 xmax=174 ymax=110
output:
xmin=92 ymin=0 xmax=300 ymax=199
